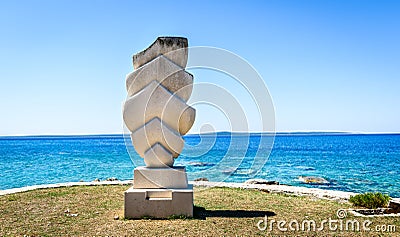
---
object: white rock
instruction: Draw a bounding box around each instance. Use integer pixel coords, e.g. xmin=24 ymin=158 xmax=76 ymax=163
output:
xmin=298 ymin=176 xmax=329 ymax=184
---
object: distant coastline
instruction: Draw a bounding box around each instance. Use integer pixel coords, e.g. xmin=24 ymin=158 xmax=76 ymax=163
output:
xmin=189 ymin=131 xmax=400 ymax=136
xmin=1 ymin=131 xmax=400 ymax=138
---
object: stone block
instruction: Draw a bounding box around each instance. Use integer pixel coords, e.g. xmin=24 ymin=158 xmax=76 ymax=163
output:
xmin=124 ymin=186 xmax=193 ymax=219
xmin=133 ymin=166 xmax=188 ymax=189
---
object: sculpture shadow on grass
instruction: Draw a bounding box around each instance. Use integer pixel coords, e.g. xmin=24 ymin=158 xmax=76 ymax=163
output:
xmin=193 ymin=206 xmax=276 ymax=220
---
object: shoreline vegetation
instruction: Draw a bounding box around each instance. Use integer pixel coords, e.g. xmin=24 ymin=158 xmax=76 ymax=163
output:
xmin=1 ymin=184 xmax=399 ymax=236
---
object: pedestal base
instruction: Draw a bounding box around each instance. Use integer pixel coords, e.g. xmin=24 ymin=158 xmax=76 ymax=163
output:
xmin=124 ymin=185 xmax=193 ymax=218
xmin=133 ymin=166 xmax=188 ymax=189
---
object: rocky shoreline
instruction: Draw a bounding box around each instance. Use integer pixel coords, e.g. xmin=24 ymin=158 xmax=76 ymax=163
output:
xmin=0 ymin=179 xmax=362 ymax=201
xmin=192 ymin=181 xmax=357 ymax=201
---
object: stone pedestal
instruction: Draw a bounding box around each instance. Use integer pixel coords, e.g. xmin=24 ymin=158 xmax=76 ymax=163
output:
xmin=124 ymin=166 xmax=193 ymax=219
xmin=124 ymin=185 xmax=193 ymax=219
xmin=133 ymin=166 xmax=188 ymax=189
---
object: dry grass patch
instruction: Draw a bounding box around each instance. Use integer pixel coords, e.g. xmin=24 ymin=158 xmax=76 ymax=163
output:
xmin=0 ymin=185 xmax=399 ymax=236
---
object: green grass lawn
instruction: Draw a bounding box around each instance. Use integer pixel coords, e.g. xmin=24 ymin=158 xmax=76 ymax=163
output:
xmin=1 ymin=185 xmax=399 ymax=236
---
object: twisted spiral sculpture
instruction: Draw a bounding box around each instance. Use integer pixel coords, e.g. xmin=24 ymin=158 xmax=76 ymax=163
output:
xmin=123 ymin=37 xmax=195 ymax=167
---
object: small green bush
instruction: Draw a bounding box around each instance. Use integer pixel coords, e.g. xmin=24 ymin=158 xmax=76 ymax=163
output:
xmin=349 ymin=192 xmax=390 ymax=209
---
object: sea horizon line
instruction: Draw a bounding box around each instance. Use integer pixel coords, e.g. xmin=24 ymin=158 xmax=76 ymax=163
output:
xmin=1 ymin=131 xmax=400 ymax=138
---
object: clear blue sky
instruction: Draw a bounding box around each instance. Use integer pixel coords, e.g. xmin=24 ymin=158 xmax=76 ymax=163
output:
xmin=0 ymin=0 xmax=399 ymax=135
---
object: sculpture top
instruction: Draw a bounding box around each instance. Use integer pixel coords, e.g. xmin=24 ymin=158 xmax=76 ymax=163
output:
xmin=132 ymin=37 xmax=188 ymax=70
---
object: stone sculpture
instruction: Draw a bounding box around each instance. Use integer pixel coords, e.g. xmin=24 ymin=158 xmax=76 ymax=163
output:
xmin=123 ymin=37 xmax=195 ymax=218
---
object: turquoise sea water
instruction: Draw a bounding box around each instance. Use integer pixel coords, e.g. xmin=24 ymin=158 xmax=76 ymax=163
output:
xmin=0 ymin=134 xmax=399 ymax=197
